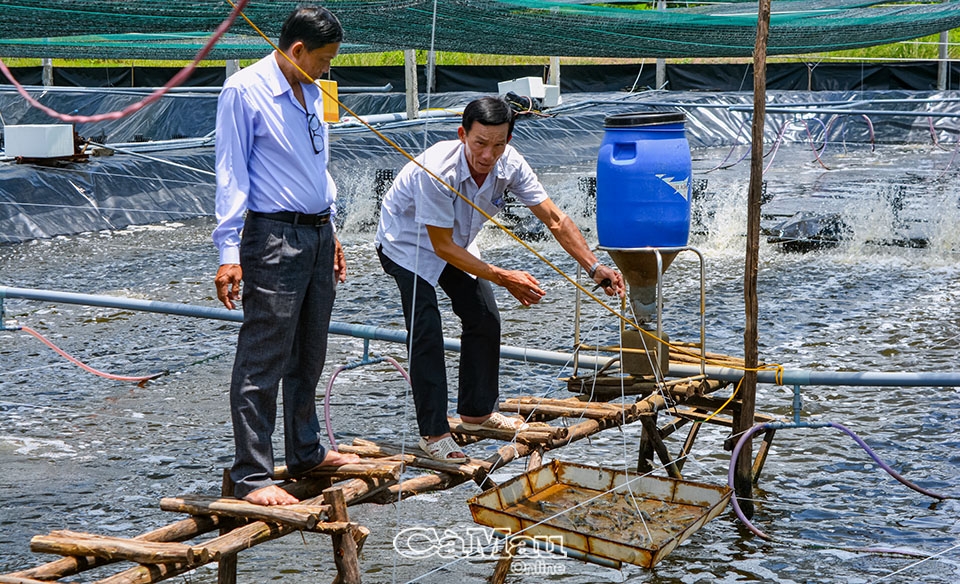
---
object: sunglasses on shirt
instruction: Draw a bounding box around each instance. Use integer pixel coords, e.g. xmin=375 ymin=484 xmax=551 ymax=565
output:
xmin=306 ymin=112 xmax=324 ymax=155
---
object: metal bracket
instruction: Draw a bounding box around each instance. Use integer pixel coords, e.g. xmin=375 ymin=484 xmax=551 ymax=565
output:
xmin=0 ymin=293 xmax=21 ymax=331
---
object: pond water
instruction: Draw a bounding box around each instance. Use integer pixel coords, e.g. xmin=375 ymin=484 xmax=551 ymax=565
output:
xmin=0 ymin=143 xmax=958 ymax=583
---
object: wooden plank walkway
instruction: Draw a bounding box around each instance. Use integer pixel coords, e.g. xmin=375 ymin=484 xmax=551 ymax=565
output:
xmin=2 ymin=362 xmax=781 ymax=583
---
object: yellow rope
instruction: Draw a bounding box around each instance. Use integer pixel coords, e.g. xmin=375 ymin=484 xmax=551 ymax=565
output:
xmin=227 ymin=1 xmax=786 ymax=388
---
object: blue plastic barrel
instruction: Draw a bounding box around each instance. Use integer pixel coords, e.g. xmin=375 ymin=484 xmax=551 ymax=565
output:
xmin=596 ymin=112 xmax=692 ymax=248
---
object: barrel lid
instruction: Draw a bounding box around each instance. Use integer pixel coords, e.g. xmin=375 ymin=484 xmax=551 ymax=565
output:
xmin=603 ymin=112 xmax=686 ymax=128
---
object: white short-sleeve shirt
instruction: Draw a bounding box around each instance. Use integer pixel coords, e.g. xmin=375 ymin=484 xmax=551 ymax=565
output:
xmin=375 ymin=139 xmax=548 ymax=286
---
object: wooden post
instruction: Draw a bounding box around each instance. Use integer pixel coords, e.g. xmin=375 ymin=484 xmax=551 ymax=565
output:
xmin=324 ymin=487 xmax=361 ymax=584
xmin=490 ymin=540 xmax=517 ymax=584
xmin=526 ymin=446 xmax=544 ymax=471
xmin=655 ymin=0 xmax=666 ymax=89
xmin=736 ymin=0 xmax=772 ymax=519
xmin=638 ymin=414 xmax=682 ymax=479
xmin=403 ymin=49 xmax=418 ymax=121
xmin=41 ymin=58 xmax=53 ymax=87
xmin=225 ymin=59 xmax=240 ymax=79
xmin=548 ymin=56 xmax=560 ymax=86
xmin=938 ymin=30 xmax=950 ymax=91
xmin=425 ymin=49 xmax=437 ymax=92
xmin=218 ymin=469 xmax=237 ymax=584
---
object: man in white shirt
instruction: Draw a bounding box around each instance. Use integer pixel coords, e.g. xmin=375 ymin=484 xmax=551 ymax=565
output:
xmin=375 ymin=96 xmax=625 ymax=462
xmin=213 ymin=4 xmax=358 ymax=506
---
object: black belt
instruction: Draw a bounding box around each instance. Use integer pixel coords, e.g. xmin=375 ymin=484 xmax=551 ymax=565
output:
xmin=249 ymin=209 xmax=331 ymax=226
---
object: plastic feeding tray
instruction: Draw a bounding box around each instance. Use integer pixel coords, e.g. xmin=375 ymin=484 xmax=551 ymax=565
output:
xmin=468 ymin=460 xmax=731 ymax=568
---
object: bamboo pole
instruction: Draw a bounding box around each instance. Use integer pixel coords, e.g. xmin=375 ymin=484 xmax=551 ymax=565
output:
xmin=736 ymin=0 xmax=772 ymax=519
xmin=30 ymin=530 xmax=212 ymax=565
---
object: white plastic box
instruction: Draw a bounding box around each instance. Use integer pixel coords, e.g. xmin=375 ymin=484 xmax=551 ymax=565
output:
xmin=4 ymin=124 xmax=74 ymax=158
xmin=543 ymin=84 xmax=562 ymax=107
xmin=498 ymin=76 xmax=545 ymax=99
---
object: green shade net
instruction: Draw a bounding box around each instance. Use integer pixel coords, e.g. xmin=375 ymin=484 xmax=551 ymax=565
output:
xmin=0 ymin=0 xmax=958 ymax=59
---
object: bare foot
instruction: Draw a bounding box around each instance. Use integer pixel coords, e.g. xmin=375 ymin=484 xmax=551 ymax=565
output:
xmin=424 ymin=433 xmax=466 ymax=459
xmin=242 ymin=484 xmax=299 ymax=506
xmin=319 ymin=449 xmax=362 ymax=466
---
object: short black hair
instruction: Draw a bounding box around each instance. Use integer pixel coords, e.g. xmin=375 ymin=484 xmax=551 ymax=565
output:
xmin=278 ymin=4 xmax=343 ymax=52
xmin=462 ymin=97 xmax=516 ymax=138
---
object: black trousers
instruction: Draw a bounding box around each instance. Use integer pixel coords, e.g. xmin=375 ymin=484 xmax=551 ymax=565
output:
xmin=378 ymin=247 xmax=501 ymax=437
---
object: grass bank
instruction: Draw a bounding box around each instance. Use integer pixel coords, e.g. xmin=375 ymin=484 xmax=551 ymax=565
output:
xmin=1 ymin=29 xmax=957 ymax=69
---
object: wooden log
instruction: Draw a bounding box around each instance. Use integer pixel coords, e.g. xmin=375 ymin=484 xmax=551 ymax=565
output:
xmin=503 ymin=397 xmax=636 ymax=420
xmin=638 ymin=415 xmax=683 ymax=479
xmin=304 ymin=521 xmax=353 ymax=535
xmin=360 ymin=471 xmax=471 ymax=504
xmin=160 ymin=495 xmax=326 ymax=531
xmin=541 ymin=395 xmax=668 ymax=451
xmin=736 ymin=0 xmax=772 ymax=521
xmin=345 ymin=439 xmax=489 ymax=477
xmin=486 ymin=441 xmax=534 ymax=472
xmin=506 ymin=396 xmax=631 ymax=413
xmin=273 ymin=460 xmax=402 ymax=481
xmin=490 ymin=543 xmax=516 ymax=584
xmin=447 ymin=417 xmax=567 ymax=441
xmin=10 ymin=515 xmax=227 ymax=582
xmin=0 ymin=576 xmax=68 ymax=584
xmin=88 ymin=480 xmax=381 ymax=584
xmin=499 ymin=402 xmax=618 ymax=420
xmin=352 ymin=525 xmax=370 ymax=556
xmin=284 ymin=476 xmax=336 ymax=503
xmin=30 ymin=530 xmax=212 ymax=565
xmin=324 ymin=487 xmax=361 ymax=584
xmin=526 ymin=447 xmax=544 ymax=471
xmin=218 ymin=469 xmax=237 ymax=584
xmin=507 ymin=395 xmax=610 ymax=406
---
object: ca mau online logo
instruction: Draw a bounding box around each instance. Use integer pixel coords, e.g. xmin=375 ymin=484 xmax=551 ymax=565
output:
xmin=393 ymin=526 xmax=566 ymax=561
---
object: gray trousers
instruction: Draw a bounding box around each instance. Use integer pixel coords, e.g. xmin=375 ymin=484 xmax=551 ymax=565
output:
xmin=229 ymin=213 xmax=336 ymax=499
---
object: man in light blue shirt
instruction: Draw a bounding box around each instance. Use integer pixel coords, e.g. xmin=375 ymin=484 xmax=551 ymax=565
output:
xmin=213 ymin=4 xmax=358 ymax=507
xmin=376 ymin=97 xmax=625 ymax=462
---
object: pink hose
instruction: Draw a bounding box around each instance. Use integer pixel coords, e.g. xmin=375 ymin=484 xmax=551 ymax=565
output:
xmin=19 ymin=325 xmax=161 ymax=384
xmin=324 ymin=356 xmax=411 ymax=451
xmin=0 ymin=0 xmax=250 ymax=124
xmin=728 ymin=421 xmax=949 ymax=541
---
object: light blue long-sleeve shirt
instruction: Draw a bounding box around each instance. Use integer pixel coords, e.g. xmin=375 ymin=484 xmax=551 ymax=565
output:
xmin=212 ymin=53 xmax=337 ymax=265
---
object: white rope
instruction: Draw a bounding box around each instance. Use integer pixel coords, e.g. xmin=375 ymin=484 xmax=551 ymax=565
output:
xmin=394 ymin=2 xmax=441 ymax=582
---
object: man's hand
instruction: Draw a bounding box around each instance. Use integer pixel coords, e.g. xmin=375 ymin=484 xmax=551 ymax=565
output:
xmin=334 ymin=237 xmax=347 ymax=283
xmin=593 ymin=264 xmax=626 ymax=298
xmin=500 ymin=269 xmax=546 ymax=306
xmin=215 ymin=264 xmax=243 ymax=310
